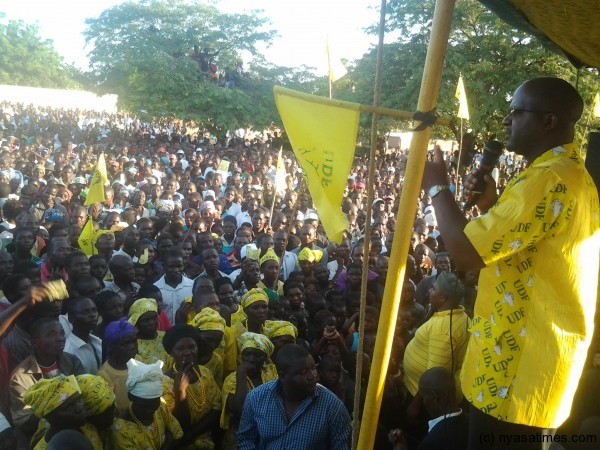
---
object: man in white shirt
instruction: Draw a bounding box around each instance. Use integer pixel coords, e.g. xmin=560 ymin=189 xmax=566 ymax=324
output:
xmin=153 ymin=250 xmax=194 ymax=323
xmin=273 ymin=230 xmax=298 ymax=281
xmin=64 ymin=297 xmax=102 ymax=374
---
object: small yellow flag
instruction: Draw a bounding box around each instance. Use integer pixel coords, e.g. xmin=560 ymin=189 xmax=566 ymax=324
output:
xmin=593 ymin=93 xmax=600 ymax=117
xmin=274 ymin=86 xmax=358 ymax=243
xmin=455 ymin=75 xmax=470 ymax=120
xmin=326 ymin=37 xmax=347 ymax=83
xmin=84 ymin=153 xmax=108 ymax=206
xmin=78 ymin=218 xmax=96 ymax=256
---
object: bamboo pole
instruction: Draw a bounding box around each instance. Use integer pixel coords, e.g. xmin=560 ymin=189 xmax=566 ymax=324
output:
xmin=273 ymin=86 xmax=452 ymax=127
xmin=357 ymin=1 xmax=457 ymax=448
xmin=351 ymin=1 xmax=387 ymax=448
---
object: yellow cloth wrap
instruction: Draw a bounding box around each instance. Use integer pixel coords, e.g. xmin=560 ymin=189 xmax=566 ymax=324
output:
xmin=259 ymin=248 xmax=279 ymax=266
xmin=245 ymin=247 xmax=260 ymax=261
xmin=298 ymin=247 xmax=323 ymax=262
xmin=137 ymin=247 xmax=150 ymax=265
xmin=239 ymin=332 xmax=274 ymax=357
xmin=192 ymin=307 xmax=226 ymax=332
xmin=263 ymin=320 xmax=298 ymax=340
xmin=92 ymin=229 xmax=114 ymax=245
xmin=24 ymin=375 xmax=81 ymax=418
xmin=128 ymin=298 xmax=158 ymax=326
xmin=240 ymin=288 xmax=269 ymax=310
xmin=76 ymin=374 xmax=115 ymax=416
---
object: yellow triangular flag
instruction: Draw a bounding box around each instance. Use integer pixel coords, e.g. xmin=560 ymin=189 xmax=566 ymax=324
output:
xmin=84 ymin=153 xmax=108 ymax=206
xmin=326 ymin=37 xmax=347 ymax=83
xmin=78 ymin=217 xmax=96 ymax=256
xmin=275 ymin=148 xmax=287 ymax=192
xmin=593 ymin=93 xmax=600 ymax=117
xmin=274 ymin=86 xmax=358 ymax=243
xmin=455 ymin=75 xmax=470 ymax=120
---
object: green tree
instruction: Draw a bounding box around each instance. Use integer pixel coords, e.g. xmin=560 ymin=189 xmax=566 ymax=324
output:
xmin=84 ymin=0 xmax=301 ymax=136
xmin=0 ymin=18 xmax=82 ymax=88
xmin=344 ymin=0 xmax=598 ymax=144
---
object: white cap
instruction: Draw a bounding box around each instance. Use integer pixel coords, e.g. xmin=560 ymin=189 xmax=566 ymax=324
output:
xmin=203 ymin=190 xmax=216 ymax=200
xmin=305 ymin=212 xmax=319 ymax=222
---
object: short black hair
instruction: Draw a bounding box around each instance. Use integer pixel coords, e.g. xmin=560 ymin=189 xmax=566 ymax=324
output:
xmin=274 ymin=343 xmax=311 ymax=374
xmin=138 ymin=284 xmax=161 ymax=298
xmin=65 ymin=250 xmax=88 ymax=268
xmin=30 ymin=317 xmax=61 ymax=339
xmin=95 ymin=290 xmax=120 ymax=312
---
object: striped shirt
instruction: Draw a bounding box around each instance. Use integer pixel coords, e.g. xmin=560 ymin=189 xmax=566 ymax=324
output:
xmin=403 ymin=306 xmax=470 ymax=396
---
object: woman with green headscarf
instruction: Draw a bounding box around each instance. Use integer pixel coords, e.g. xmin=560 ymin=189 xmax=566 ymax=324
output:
xmin=220 ymin=332 xmax=278 ymax=450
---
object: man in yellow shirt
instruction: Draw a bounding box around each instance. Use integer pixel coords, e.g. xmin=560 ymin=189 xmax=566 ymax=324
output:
xmin=422 ymin=77 xmax=599 ymax=449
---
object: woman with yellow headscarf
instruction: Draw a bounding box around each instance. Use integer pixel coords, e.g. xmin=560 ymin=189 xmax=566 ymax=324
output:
xmin=263 ymin=320 xmax=298 ymax=358
xmin=257 ymin=249 xmax=284 ymax=302
xmin=230 ymin=288 xmax=270 ymax=339
xmin=192 ymin=307 xmax=226 ymax=387
xmin=128 ymin=298 xmax=171 ymax=369
xmin=77 ymin=374 xmax=116 ymax=446
xmin=220 ymin=332 xmax=278 ymax=450
xmin=24 ymin=375 xmax=103 ymax=450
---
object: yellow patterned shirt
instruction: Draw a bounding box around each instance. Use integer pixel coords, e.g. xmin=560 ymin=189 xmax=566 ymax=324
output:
xmin=110 ymin=403 xmax=183 ymax=450
xmin=33 ymin=422 xmax=104 ymax=450
xmin=461 ymin=144 xmax=600 ymax=428
xmin=136 ymin=331 xmax=172 ymax=368
xmin=162 ymin=365 xmax=222 ymax=449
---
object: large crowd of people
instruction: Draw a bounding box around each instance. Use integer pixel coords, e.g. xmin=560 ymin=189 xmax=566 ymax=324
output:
xmin=0 ymin=76 xmax=598 ymax=450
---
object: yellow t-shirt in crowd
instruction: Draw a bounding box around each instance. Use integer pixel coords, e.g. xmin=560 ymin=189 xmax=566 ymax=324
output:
xmin=403 ymin=306 xmax=470 ymax=396
xmin=110 ymin=403 xmax=183 ymax=450
xmin=461 ymin=144 xmax=600 ymax=428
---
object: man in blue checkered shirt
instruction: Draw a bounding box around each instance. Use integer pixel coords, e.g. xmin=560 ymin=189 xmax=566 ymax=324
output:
xmin=237 ymin=344 xmax=352 ymax=450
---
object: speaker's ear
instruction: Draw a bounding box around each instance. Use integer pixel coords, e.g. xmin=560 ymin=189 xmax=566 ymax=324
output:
xmin=586 ymin=133 xmax=600 ymax=195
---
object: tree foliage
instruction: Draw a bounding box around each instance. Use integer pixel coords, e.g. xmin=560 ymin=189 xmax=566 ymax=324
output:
xmin=84 ymin=0 xmax=314 ymax=135
xmin=342 ymin=0 xmax=599 ymax=144
xmin=0 ymin=18 xmax=82 ymax=88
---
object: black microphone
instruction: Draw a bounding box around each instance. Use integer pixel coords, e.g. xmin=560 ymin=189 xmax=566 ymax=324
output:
xmin=464 ymin=140 xmax=504 ymax=208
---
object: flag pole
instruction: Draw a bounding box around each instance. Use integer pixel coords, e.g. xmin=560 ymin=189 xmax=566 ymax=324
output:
xmin=352 ymin=0 xmax=387 ymax=447
xmin=274 ymin=86 xmax=452 ymax=127
xmin=456 ymin=116 xmax=464 ymax=200
xmin=267 ymin=147 xmax=283 ymax=230
xmin=357 ymin=0 xmax=457 ymax=448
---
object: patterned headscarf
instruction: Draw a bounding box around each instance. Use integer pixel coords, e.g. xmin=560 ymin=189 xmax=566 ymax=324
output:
xmin=128 ymin=298 xmax=158 ymax=326
xmin=241 ymin=288 xmax=269 ymax=310
xmin=104 ymin=318 xmax=137 ymax=357
xmin=24 ymin=375 xmax=81 ymax=418
xmin=263 ymin=320 xmax=298 ymax=340
xmin=259 ymin=248 xmax=280 ymax=267
xmin=245 ymin=247 xmax=261 ymax=261
xmin=192 ymin=307 xmax=225 ymax=332
xmin=239 ymin=332 xmax=275 ymax=357
xmin=76 ymin=375 xmax=115 ymax=416
xmin=298 ymin=247 xmax=323 ymax=263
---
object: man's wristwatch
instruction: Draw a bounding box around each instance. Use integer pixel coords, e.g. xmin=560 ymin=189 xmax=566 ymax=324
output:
xmin=428 ymin=184 xmax=449 ymax=198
